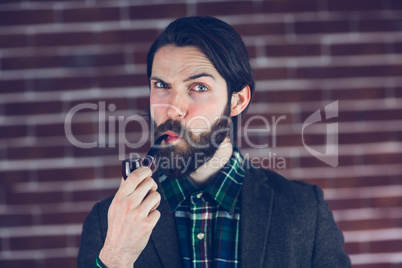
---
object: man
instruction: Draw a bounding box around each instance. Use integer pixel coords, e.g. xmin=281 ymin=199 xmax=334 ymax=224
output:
xmin=77 ymin=16 xmax=351 ymax=267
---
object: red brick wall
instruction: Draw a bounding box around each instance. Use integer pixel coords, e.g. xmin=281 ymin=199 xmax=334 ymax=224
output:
xmin=1 ymin=0 xmax=401 ymax=267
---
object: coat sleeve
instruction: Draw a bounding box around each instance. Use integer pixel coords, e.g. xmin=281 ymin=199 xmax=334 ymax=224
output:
xmin=77 ymin=202 xmax=106 ymax=268
xmin=311 ymin=186 xmax=351 ymax=267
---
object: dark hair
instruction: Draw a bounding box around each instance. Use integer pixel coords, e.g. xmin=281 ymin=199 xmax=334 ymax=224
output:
xmin=147 ymin=16 xmax=254 ymax=138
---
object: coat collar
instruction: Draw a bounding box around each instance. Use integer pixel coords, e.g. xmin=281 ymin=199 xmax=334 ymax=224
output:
xmin=150 ymin=170 xmax=184 ymax=268
xmin=240 ymin=163 xmax=274 ymax=268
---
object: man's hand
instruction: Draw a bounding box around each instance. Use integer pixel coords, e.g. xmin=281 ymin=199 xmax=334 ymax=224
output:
xmin=99 ymin=167 xmax=161 ymax=268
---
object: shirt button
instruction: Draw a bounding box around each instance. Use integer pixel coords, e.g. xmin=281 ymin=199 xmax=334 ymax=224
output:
xmin=196 ymin=192 xmax=203 ymax=199
xmin=197 ymin=232 xmax=205 ymax=240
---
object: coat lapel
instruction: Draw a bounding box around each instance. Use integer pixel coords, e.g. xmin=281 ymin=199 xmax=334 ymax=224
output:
xmin=149 ymin=172 xmax=184 ymax=268
xmin=240 ymin=166 xmax=274 ymax=268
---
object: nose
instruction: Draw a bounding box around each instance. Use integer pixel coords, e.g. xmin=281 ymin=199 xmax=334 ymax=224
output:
xmin=166 ymin=91 xmax=187 ymax=120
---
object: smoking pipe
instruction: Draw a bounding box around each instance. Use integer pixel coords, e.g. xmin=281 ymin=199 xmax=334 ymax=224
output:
xmin=121 ymin=134 xmax=168 ymax=180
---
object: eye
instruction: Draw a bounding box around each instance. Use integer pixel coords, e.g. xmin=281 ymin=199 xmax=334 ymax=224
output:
xmin=154 ymin=81 xmax=169 ymax=89
xmin=192 ymin=84 xmax=208 ymax=92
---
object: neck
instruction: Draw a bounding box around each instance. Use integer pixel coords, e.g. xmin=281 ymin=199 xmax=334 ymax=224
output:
xmin=188 ymin=137 xmax=233 ymax=188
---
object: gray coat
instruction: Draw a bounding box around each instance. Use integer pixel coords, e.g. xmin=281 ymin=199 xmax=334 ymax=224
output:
xmin=77 ymin=163 xmax=351 ymax=267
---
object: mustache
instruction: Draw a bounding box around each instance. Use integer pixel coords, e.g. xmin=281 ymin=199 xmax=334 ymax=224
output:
xmin=153 ymin=119 xmax=187 ymax=139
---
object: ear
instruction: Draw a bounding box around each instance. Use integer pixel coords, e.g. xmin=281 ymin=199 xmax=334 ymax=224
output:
xmin=230 ymin=85 xmax=251 ymax=117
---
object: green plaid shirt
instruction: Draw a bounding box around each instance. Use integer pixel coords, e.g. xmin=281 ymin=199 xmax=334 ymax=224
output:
xmin=159 ymin=146 xmax=245 ymax=268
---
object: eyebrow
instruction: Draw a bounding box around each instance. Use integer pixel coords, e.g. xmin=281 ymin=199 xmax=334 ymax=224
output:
xmin=150 ymin=73 xmax=215 ymax=84
xmin=184 ymin=73 xmax=215 ymax=82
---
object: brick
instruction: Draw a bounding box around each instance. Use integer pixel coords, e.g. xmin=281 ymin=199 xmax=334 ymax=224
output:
xmin=9 ymin=235 xmax=67 ymax=250
xmin=358 ymin=18 xmax=401 ymax=33
xmin=62 ymin=7 xmax=120 ymax=23
xmin=34 ymin=32 xmax=95 ymax=47
xmin=370 ymin=239 xmax=402 ymax=253
xmin=278 ymin=133 xmax=326 ymax=147
xmin=129 ymin=3 xmax=186 ymax=19
xmin=262 ymin=0 xmax=319 ymax=13
xmin=371 ymin=196 xmax=402 ymax=208
xmin=0 ymin=79 xmax=26 ymax=93
xmin=73 ymin=146 xmax=119 ymax=157
xmin=330 ymin=42 xmax=388 ymax=56
xmin=69 ymin=52 xmax=125 ymax=68
xmin=133 ymin=50 xmax=148 ymax=65
xmin=241 ymin=112 xmax=293 ymax=126
xmin=246 ymin=45 xmax=257 ymax=59
xmin=329 ymin=87 xmax=387 ymax=100
xmin=299 ymin=155 xmax=355 ymax=169
xmin=0 ymin=170 xmax=30 ymax=187
xmin=41 ymin=211 xmax=88 ymax=225
xmin=296 ymin=64 xmax=402 ymax=79
xmin=339 ymin=131 xmax=400 ymax=145
xmin=294 ymin=20 xmax=349 ymax=34
xmin=327 ymin=0 xmax=386 ymax=11
xmin=32 ymin=75 xmax=93 ymax=92
xmin=389 ymin=0 xmax=402 ymax=9
xmin=299 ymin=108 xmax=402 ymax=124
xmin=7 ymin=145 xmax=65 ymax=160
xmin=0 ymin=33 xmax=26 ymax=48
xmin=44 ymin=257 xmax=78 ymax=268
xmin=196 ymin=1 xmax=254 ymax=16
xmin=353 ymin=262 xmax=393 ymax=268
xmin=253 ymin=67 xmax=288 ymax=80
xmin=394 ymin=41 xmax=402 ymax=54
xmin=98 ymin=73 xmax=148 ymax=88
xmin=0 ymin=125 xmax=27 ymax=139
xmin=0 ymin=0 xmax=19 ymax=3
xmin=234 ymin=22 xmax=286 ymax=36
xmin=103 ymin=164 xmax=121 ymax=179
xmin=334 ymin=175 xmax=401 ymax=188
xmin=68 ymin=98 xmax=130 ymax=113
xmin=338 ymin=218 xmax=402 ymax=231
xmin=99 ymin=29 xmax=159 ymax=44
xmin=35 ymin=121 xmax=96 ymax=138
xmin=4 ymin=101 xmax=62 ymax=116
xmin=266 ymin=43 xmax=322 ymax=57
xmin=6 ymin=191 xmax=64 ymax=205
xmin=365 ymin=152 xmax=402 ymax=166
xmin=0 ymin=214 xmax=33 ymax=227
xmin=253 ymin=89 xmax=324 ymax=103
xmin=327 ymin=198 xmax=365 ymax=210
xmin=343 ymin=241 xmax=364 ymax=255
xmin=73 ymin=189 xmax=116 ymax=202
xmin=129 ymin=96 xmax=150 ymax=111
xmin=36 ymin=167 xmax=94 ymax=182
xmin=0 ymin=9 xmax=54 ymax=26
xmin=1 ymin=52 xmax=126 ymax=70
xmin=338 ymin=109 xmax=402 ymax=122
xmin=345 ymin=240 xmax=402 ymax=256
xmin=0 ymin=260 xmax=39 ymax=268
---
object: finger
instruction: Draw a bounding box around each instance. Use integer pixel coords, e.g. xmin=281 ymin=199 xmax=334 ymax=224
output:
xmin=147 ymin=209 xmax=161 ymax=226
xmin=118 ymin=167 xmax=152 ymax=196
xmin=129 ymin=177 xmax=158 ymax=206
xmin=137 ymin=176 xmax=158 ymax=192
xmin=149 ymin=198 xmax=160 ymax=213
xmin=139 ymin=191 xmax=161 ymax=216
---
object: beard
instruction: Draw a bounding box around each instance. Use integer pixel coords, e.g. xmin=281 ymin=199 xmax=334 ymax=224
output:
xmin=152 ymin=104 xmax=231 ymax=179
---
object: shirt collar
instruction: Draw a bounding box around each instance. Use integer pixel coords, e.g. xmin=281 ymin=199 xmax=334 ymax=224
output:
xmin=159 ymin=145 xmax=245 ymax=214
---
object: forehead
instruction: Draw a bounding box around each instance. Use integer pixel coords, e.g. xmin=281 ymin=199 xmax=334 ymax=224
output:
xmin=152 ymin=45 xmax=220 ymax=79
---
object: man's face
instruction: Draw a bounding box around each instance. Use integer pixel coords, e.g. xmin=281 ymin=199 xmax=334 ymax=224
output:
xmin=149 ymin=45 xmax=231 ymax=178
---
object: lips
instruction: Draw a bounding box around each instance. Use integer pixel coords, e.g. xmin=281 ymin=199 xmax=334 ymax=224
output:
xmin=163 ymin=131 xmax=182 ymax=144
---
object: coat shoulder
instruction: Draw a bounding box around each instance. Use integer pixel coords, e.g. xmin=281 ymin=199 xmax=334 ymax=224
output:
xmin=243 ymin=163 xmax=319 ymax=203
